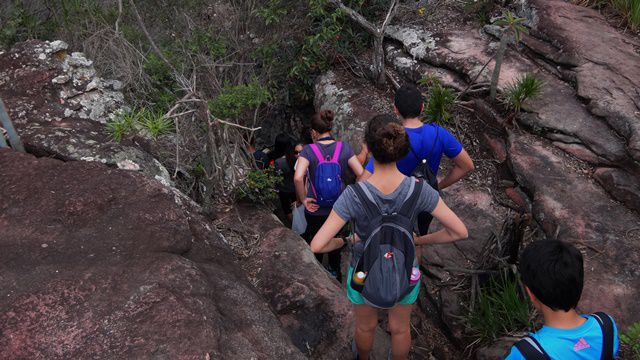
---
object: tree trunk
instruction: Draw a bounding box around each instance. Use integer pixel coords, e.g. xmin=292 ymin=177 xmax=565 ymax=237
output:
xmin=490 ymin=32 xmax=509 ymax=100
xmin=373 ymin=34 xmax=386 ymax=86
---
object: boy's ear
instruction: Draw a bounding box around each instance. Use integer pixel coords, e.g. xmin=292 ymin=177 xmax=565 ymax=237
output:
xmin=420 ymin=102 xmax=424 ymax=113
xmin=393 ymin=105 xmax=400 ymax=116
xmin=525 ymin=286 xmax=538 ymax=303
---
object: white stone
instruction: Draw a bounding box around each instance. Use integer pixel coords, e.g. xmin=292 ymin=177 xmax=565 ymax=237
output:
xmin=49 ymin=40 xmax=69 ymax=53
xmin=38 ymin=53 xmax=47 ymax=60
xmin=117 ymin=159 xmax=141 ymax=171
xmin=52 ymin=75 xmax=70 ymax=84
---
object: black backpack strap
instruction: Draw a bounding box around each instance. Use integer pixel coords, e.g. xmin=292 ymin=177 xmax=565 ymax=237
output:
xmin=351 ymin=183 xmax=382 ymax=220
xmin=591 ymin=312 xmax=615 ymax=360
xmin=398 ymin=180 xmax=424 ymax=218
xmin=514 ymin=336 xmax=551 ymax=360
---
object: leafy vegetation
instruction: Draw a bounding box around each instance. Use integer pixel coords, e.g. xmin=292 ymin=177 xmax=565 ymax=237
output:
xmin=621 ymin=322 xmax=640 ymax=359
xmin=138 ymin=109 xmax=174 ymax=139
xmin=418 ymin=74 xmax=456 ymax=125
xmin=236 ymin=167 xmax=282 ymax=206
xmin=467 ymin=271 xmax=533 ymax=343
xmin=106 ymin=111 xmax=137 ymax=142
xmin=502 ymin=73 xmax=544 ymax=113
xmin=425 ymin=84 xmax=456 ymax=125
xmin=106 ymin=108 xmax=173 ymax=141
xmin=208 ymin=82 xmax=271 ymax=120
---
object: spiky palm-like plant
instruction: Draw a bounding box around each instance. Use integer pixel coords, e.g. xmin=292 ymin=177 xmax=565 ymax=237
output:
xmin=502 ymin=73 xmax=544 ymax=114
xmin=490 ymin=11 xmax=528 ymax=100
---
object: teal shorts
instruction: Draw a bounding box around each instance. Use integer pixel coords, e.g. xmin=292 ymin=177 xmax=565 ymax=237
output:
xmin=346 ymin=266 xmax=420 ymax=305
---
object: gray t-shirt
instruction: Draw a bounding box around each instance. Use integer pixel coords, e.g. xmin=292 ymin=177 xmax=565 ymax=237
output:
xmin=333 ymin=177 xmax=439 ymax=240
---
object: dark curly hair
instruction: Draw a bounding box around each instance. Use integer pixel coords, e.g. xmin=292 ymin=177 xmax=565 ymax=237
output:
xmin=311 ymin=110 xmax=334 ymax=134
xmin=365 ymin=114 xmax=409 ymax=164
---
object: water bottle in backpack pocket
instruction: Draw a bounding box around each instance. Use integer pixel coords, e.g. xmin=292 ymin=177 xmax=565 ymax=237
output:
xmin=349 ymin=180 xmax=424 ymax=308
xmin=309 ymin=142 xmax=344 ymax=207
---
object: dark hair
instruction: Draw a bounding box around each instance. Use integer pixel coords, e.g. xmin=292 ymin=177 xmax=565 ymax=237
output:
xmin=311 ymin=110 xmax=334 ymax=134
xmin=394 ymin=84 xmax=424 ymax=119
xmin=519 ymin=240 xmax=584 ymax=311
xmin=365 ymin=114 xmax=409 ymax=164
xmin=270 ymin=133 xmax=293 ymax=162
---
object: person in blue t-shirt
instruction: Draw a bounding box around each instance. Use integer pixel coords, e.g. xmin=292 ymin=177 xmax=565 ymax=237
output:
xmin=362 ymin=84 xmax=474 ymax=237
xmin=506 ymin=240 xmax=619 ymax=360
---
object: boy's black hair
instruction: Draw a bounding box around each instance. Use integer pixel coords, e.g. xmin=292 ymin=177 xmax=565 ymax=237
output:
xmin=519 ymin=240 xmax=584 ymax=311
xmin=394 ymin=84 xmax=424 ymax=119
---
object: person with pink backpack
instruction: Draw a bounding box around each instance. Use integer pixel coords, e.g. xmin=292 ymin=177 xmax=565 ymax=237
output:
xmin=294 ymin=110 xmax=365 ymax=282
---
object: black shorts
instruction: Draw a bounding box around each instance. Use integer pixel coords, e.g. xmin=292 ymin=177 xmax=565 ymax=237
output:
xmin=417 ymin=211 xmax=434 ymax=236
xmin=278 ymin=191 xmax=296 ymax=215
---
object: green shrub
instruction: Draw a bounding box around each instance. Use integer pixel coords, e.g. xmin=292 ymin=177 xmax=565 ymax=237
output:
xmin=468 ymin=271 xmax=533 ymax=343
xmin=237 ymin=167 xmax=282 ymax=206
xmin=424 ymin=84 xmax=455 ymax=125
xmin=0 ymin=2 xmax=57 ymax=48
xmin=256 ymin=0 xmax=289 ymax=25
xmin=187 ymin=29 xmax=226 ymax=58
xmin=502 ymin=73 xmax=544 ymax=113
xmin=621 ymin=322 xmax=640 ymax=359
xmin=208 ymin=82 xmax=271 ymax=119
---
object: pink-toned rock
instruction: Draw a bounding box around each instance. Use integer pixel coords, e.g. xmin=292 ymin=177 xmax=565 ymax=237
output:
xmin=594 ymin=167 xmax=640 ymax=212
xmin=0 ymin=149 xmax=305 ymax=359
xmin=552 ymin=142 xmax=613 ymax=165
xmin=527 ymin=0 xmax=640 ymax=161
xmin=385 ymin=25 xmax=628 ymax=164
xmin=483 ymin=133 xmax=507 ymax=161
xmin=223 ymin=205 xmax=355 ymax=357
xmin=508 ymin=133 xmax=640 ymax=327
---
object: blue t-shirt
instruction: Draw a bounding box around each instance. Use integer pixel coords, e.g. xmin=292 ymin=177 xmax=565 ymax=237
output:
xmin=506 ymin=315 xmax=619 ymax=360
xmin=365 ymin=124 xmax=462 ymax=176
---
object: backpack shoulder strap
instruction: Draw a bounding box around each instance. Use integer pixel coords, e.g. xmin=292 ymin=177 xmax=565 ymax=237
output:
xmin=351 ymin=183 xmax=382 ymax=220
xmin=514 ymin=336 xmax=551 ymax=360
xmin=330 ymin=141 xmax=342 ymax=162
xmin=398 ymin=179 xmax=424 ymax=218
xmin=591 ymin=312 xmax=615 ymax=360
xmin=309 ymin=143 xmax=326 ymax=163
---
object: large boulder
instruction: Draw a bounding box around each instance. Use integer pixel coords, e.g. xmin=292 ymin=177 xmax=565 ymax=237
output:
xmin=0 ymin=40 xmax=171 ymax=184
xmin=0 ymin=149 xmax=306 ymax=359
xmin=219 ymin=205 xmax=355 ymax=358
xmin=508 ymin=132 xmax=640 ymax=327
xmin=524 ymin=0 xmax=640 ymax=162
xmin=384 ymin=25 xmax=629 ymax=165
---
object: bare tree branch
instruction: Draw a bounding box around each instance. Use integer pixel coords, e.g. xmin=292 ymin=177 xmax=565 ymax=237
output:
xmin=328 ymin=0 xmax=377 ymax=34
xmin=381 ymin=0 xmax=400 ymax=32
xmin=128 ymin=0 xmax=177 ymax=74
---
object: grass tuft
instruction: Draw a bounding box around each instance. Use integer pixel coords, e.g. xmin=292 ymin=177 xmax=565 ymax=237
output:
xmin=501 ymin=73 xmax=544 ymax=113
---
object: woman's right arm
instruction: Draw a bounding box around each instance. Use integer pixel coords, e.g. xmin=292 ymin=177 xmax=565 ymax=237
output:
xmin=415 ymin=198 xmax=468 ymax=245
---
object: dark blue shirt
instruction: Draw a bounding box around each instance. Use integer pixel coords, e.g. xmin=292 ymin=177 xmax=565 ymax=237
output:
xmin=365 ymin=124 xmax=462 ymax=176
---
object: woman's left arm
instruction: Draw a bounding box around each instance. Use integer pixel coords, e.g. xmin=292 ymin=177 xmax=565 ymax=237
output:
xmin=310 ymin=210 xmax=347 ymax=253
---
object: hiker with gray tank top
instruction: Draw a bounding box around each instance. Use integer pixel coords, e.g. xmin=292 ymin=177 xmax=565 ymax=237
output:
xmin=294 ymin=110 xmax=364 ymax=282
xmin=310 ymin=114 xmax=468 ymax=360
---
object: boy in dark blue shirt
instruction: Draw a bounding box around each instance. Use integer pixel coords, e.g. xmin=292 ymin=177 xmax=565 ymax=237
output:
xmin=362 ymin=84 xmax=474 ymax=235
xmin=506 ymin=240 xmax=619 ymax=359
